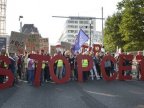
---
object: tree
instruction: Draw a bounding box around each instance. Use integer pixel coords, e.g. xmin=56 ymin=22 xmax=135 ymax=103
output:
xmin=118 ymin=0 xmax=144 ymax=51
xmin=104 ymin=12 xmax=123 ymax=52
xmin=104 ymin=0 xmax=144 ymax=52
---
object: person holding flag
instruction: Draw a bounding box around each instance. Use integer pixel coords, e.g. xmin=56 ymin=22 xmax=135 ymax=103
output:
xmin=71 ymin=29 xmax=89 ymax=53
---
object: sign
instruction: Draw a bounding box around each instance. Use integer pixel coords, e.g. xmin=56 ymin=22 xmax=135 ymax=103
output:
xmin=25 ymin=34 xmax=40 ymax=53
xmin=40 ymin=38 xmax=49 ymax=53
xmin=0 ymin=37 xmax=6 ymax=51
xmin=8 ymin=31 xmax=25 ymax=54
xmin=1 ymin=53 xmax=144 ymax=89
xmin=50 ymin=45 xmax=56 ymax=56
xmin=61 ymin=42 xmax=71 ymax=50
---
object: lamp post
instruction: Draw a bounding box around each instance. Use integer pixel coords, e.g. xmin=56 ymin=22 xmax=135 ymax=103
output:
xmin=89 ymin=20 xmax=92 ymax=47
xmin=19 ymin=16 xmax=23 ymax=33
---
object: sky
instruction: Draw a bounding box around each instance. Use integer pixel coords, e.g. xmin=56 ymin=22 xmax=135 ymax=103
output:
xmin=6 ymin=0 xmax=122 ymax=45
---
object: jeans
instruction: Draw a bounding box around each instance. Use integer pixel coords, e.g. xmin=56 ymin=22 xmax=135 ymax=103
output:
xmin=56 ymin=66 xmax=63 ymax=79
xmin=41 ymin=69 xmax=45 ymax=84
xmin=28 ymin=70 xmax=34 ymax=84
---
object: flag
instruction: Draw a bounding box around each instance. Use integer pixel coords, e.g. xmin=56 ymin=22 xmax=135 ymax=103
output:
xmin=72 ymin=29 xmax=89 ymax=52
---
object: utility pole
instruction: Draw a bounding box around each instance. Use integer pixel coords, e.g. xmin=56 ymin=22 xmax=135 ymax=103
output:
xmin=89 ymin=20 xmax=92 ymax=47
xmin=102 ymin=7 xmax=104 ymax=45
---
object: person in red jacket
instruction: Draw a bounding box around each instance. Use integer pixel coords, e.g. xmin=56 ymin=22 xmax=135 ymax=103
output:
xmin=136 ymin=51 xmax=143 ymax=80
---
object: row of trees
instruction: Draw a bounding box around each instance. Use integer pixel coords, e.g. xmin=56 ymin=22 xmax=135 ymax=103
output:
xmin=104 ymin=0 xmax=144 ymax=52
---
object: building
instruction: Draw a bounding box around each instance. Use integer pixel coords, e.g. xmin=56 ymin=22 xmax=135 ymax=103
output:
xmin=0 ymin=35 xmax=10 ymax=52
xmin=21 ymin=24 xmax=40 ymax=35
xmin=0 ymin=0 xmax=6 ymax=36
xmin=21 ymin=24 xmax=49 ymax=53
xmin=58 ymin=16 xmax=102 ymax=46
xmin=92 ymin=31 xmax=103 ymax=44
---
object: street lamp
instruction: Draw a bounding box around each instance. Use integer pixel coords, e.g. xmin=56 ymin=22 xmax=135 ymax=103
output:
xmin=19 ymin=16 xmax=23 ymax=32
xmin=89 ymin=20 xmax=92 ymax=47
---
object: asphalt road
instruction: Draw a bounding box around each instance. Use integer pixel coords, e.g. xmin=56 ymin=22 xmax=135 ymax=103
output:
xmin=0 ymin=80 xmax=144 ymax=108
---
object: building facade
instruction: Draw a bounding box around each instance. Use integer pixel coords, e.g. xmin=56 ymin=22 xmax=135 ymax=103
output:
xmin=22 ymin=24 xmax=40 ymax=35
xmin=0 ymin=0 xmax=7 ymax=36
xmin=92 ymin=31 xmax=103 ymax=44
xmin=58 ymin=16 xmax=102 ymax=45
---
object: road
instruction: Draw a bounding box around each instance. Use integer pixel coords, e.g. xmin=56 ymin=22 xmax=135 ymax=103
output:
xmin=0 ymin=80 xmax=144 ymax=108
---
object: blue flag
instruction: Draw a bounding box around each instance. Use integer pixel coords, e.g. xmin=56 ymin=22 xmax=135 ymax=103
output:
xmin=72 ymin=29 xmax=89 ymax=52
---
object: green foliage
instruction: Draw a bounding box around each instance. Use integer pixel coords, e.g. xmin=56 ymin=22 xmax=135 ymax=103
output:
xmin=104 ymin=0 xmax=144 ymax=52
xmin=104 ymin=12 xmax=123 ymax=52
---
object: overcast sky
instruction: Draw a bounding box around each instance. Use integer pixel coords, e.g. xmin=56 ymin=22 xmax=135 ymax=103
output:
xmin=6 ymin=0 xmax=122 ymax=45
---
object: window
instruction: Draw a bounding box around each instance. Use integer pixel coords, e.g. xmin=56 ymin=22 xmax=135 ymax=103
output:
xmin=79 ymin=21 xmax=83 ymax=24
xmin=68 ymin=30 xmax=75 ymax=33
xmin=68 ymin=20 xmax=74 ymax=23
xmin=90 ymin=26 xmax=93 ymax=29
xmin=84 ymin=21 xmax=89 ymax=24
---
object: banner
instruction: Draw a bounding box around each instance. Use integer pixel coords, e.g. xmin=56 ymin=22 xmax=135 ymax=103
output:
xmin=25 ymin=34 xmax=40 ymax=53
xmin=8 ymin=31 xmax=25 ymax=54
xmin=40 ymin=38 xmax=49 ymax=53
xmin=61 ymin=42 xmax=71 ymax=50
xmin=1 ymin=53 xmax=144 ymax=89
xmin=50 ymin=45 xmax=56 ymax=56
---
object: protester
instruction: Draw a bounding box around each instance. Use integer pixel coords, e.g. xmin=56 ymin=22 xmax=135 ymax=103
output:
xmin=73 ymin=52 xmax=79 ymax=80
xmin=27 ymin=54 xmax=35 ymax=85
xmin=8 ymin=53 xmax=16 ymax=86
xmin=56 ymin=51 xmax=63 ymax=79
xmin=94 ymin=52 xmax=102 ymax=79
xmin=125 ymin=53 xmax=133 ymax=76
xmin=17 ymin=54 xmax=23 ymax=79
xmin=0 ymin=48 xmax=7 ymax=84
xmin=136 ymin=51 xmax=143 ymax=80
xmin=69 ymin=53 xmax=75 ymax=80
xmin=82 ymin=51 xmax=89 ymax=81
xmin=44 ymin=53 xmax=50 ymax=82
xmin=104 ymin=52 xmax=112 ymax=77
xmin=1 ymin=42 xmax=144 ymax=88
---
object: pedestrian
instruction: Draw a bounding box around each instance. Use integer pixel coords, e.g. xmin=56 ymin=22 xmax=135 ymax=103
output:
xmin=136 ymin=51 xmax=143 ymax=80
xmin=27 ymin=54 xmax=35 ymax=85
xmin=8 ymin=53 xmax=16 ymax=86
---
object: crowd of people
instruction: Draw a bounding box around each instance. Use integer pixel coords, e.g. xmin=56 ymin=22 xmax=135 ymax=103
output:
xmin=0 ymin=47 xmax=143 ymax=86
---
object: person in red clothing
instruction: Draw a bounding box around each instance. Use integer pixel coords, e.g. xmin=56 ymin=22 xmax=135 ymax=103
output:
xmin=17 ymin=54 xmax=23 ymax=79
xmin=136 ymin=51 xmax=143 ymax=80
xmin=0 ymin=48 xmax=8 ymax=83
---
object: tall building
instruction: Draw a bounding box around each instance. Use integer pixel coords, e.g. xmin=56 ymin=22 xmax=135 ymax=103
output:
xmin=22 ymin=24 xmax=40 ymax=35
xmin=21 ymin=24 xmax=49 ymax=53
xmin=58 ymin=16 xmax=98 ymax=45
xmin=0 ymin=0 xmax=6 ymax=36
